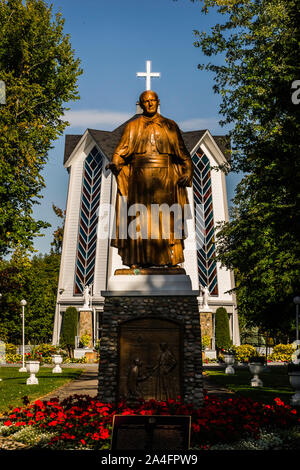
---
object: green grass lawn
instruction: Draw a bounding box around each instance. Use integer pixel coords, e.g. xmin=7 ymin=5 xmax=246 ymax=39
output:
xmin=0 ymin=367 xmax=83 ymax=414
xmin=204 ymin=365 xmax=295 ymax=404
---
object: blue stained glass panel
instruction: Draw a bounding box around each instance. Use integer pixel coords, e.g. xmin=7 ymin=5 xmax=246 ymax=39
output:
xmin=192 ymin=149 xmax=218 ymax=296
xmin=74 ymin=146 xmax=103 ymax=294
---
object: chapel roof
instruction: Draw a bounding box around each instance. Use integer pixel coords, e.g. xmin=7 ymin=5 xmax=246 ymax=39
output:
xmin=63 ymin=115 xmax=231 ymax=165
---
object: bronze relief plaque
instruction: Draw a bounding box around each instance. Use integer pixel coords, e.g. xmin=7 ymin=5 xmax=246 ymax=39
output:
xmin=118 ymin=318 xmax=182 ymax=401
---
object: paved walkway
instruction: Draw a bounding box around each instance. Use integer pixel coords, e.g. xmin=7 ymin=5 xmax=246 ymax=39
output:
xmin=42 ymin=364 xmax=99 ymax=401
xmin=202 ymin=373 xmax=234 ymax=400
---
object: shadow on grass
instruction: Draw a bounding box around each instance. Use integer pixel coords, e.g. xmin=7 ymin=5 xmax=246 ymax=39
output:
xmin=204 ymin=366 xmax=294 ymax=404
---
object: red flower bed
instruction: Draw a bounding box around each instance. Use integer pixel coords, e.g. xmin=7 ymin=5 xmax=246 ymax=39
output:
xmin=3 ymin=394 xmax=300 ymax=449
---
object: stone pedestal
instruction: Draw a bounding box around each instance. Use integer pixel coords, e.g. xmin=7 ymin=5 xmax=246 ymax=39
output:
xmin=97 ymin=292 xmax=203 ymax=406
xmin=107 ymin=274 xmax=193 ymax=294
xmin=78 ymin=309 xmax=93 ymax=348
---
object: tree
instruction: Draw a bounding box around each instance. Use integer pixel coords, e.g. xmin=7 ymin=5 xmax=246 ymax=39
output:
xmin=24 ymin=252 xmax=61 ymax=343
xmin=0 ymin=249 xmax=31 ymax=343
xmin=193 ymin=0 xmax=300 ymax=334
xmin=50 ymin=204 xmax=65 ymax=254
xmin=215 ymin=307 xmax=232 ymax=353
xmin=0 ymin=250 xmax=60 ymax=343
xmin=0 ymin=0 xmax=82 ymax=256
xmin=60 ymin=306 xmax=78 ymax=358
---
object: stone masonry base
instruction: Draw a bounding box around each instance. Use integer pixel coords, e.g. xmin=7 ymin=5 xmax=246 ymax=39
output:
xmin=97 ymin=295 xmax=203 ymax=406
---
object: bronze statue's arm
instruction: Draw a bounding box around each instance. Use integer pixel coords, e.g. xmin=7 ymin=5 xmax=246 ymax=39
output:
xmin=176 ymin=127 xmax=194 ymax=187
xmin=105 ymin=123 xmax=131 ymax=176
xmin=105 ymin=160 xmax=121 ymax=176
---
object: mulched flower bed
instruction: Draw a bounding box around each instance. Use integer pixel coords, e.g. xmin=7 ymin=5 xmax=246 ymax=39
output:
xmin=2 ymin=393 xmax=300 ymax=449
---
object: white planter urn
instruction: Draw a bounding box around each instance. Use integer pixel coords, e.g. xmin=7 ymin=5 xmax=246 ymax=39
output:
xmin=224 ymin=354 xmax=235 ymax=374
xmin=52 ymin=354 xmax=63 ymax=373
xmin=249 ymin=362 xmax=264 ymax=387
xmin=26 ymin=361 xmax=40 ymax=385
xmin=288 ymin=371 xmax=300 ymax=406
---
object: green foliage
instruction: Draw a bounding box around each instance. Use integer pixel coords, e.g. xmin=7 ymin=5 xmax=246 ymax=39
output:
xmin=240 ymin=325 xmax=265 ymax=346
xmin=3 ymin=342 xmax=89 ymax=364
xmin=270 ymin=344 xmax=296 ymax=363
xmin=193 ymin=0 xmax=300 ymax=334
xmin=79 ymin=331 xmax=91 ymax=348
xmin=24 ymin=343 xmax=62 ymax=363
xmin=4 ymin=343 xmax=16 ymax=355
xmin=0 ymin=0 xmax=82 ymax=256
xmin=6 ymin=353 xmax=22 ymax=363
xmin=0 ymin=324 xmax=9 ymax=342
xmin=201 ymin=334 xmax=211 ymax=351
xmin=64 ymin=356 xmax=87 ymax=364
xmin=215 ymin=307 xmax=232 ymax=351
xmin=0 ymin=250 xmax=60 ymax=343
xmin=50 ymin=205 xmax=65 ymax=255
xmin=25 ymin=253 xmax=61 ymax=343
xmin=33 ymin=343 xmax=59 ymax=357
xmin=232 ymin=344 xmax=260 ymax=363
xmin=60 ymin=307 xmax=78 ymax=357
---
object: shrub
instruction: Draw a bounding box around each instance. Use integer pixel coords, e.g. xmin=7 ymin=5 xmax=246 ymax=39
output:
xmin=270 ymin=344 xmax=296 ymax=363
xmin=79 ymin=331 xmax=91 ymax=348
xmin=34 ymin=344 xmax=60 ymax=356
xmin=60 ymin=307 xmax=78 ymax=358
xmin=201 ymin=335 xmax=211 ymax=351
xmin=232 ymin=344 xmax=260 ymax=363
xmin=6 ymin=353 xmax=22 ymax=363
xmin=64 ymin=356 xmax=87 ymax=364
xmin=215 ymin=307 xmax=232 ymax=353
xmin=5 ymin=343 xmax=17 ymax=355
xmin=4 ymin=344 xmax=69 ymax=364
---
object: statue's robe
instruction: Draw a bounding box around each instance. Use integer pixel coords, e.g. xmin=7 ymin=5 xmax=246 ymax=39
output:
xmin=111 ymin=113 xmax=193 ymax=267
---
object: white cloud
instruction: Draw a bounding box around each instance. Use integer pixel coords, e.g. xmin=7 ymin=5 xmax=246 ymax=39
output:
xmin=178 ymin=117 xmax=221 ymax=132
xmin=63 ymin=110 xmax=227 ymax=134
xmin=64 ymin=109 xmax=132 ymax=130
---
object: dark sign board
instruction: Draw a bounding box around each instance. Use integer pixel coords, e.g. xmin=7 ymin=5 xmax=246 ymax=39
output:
xmin=111 ymin=415 xmax=191 ymax=451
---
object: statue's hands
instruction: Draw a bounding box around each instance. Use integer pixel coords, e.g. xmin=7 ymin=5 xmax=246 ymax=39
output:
xmin=177 ymin=173 xmax=192 ymax=187
xmin=105 ymin=162 xmax=120 ymax=176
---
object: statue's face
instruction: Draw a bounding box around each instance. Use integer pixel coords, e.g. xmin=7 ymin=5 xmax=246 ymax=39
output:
xmin=140 ymin=91 xmax=159 ymax=116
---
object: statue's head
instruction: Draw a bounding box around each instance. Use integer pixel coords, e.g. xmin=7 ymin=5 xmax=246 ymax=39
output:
xmin=139 ymin=90 xmax=160 ymax=116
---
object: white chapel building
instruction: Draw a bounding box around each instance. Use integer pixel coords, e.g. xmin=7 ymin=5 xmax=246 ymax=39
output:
xmin=52 ymin=65 xmax=240 ymax=353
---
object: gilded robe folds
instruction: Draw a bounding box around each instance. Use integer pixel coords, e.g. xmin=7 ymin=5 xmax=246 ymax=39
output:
xmin=111 ymin=113 xmax=193 ymax=267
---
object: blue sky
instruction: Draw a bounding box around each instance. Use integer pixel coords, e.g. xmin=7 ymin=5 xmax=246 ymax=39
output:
xmin=33 ymin=0 xmax=242 ymax=254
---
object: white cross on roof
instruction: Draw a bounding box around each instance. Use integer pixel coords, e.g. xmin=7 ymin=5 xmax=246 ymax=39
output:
xmin=137 ymin=60 xmax=160 ymax=91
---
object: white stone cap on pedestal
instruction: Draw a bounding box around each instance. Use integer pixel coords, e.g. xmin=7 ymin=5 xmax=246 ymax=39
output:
xmin=79 ymin=308 xmax=93 ymax=312
xmin=74 ymin=348 xmax=94 ymax=359
xmin=105 ymin=274 xmax=199 ymax=296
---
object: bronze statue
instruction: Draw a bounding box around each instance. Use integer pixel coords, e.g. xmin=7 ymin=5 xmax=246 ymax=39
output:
xmin=152 ymin=342 xmax=177 ymax=401
xmin=106 ymin=90 xmax=193 ymax=269
xmin=126 ymin=358 xmax=150 ymax=399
